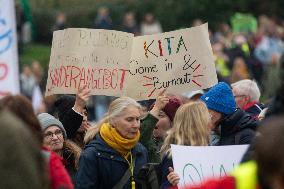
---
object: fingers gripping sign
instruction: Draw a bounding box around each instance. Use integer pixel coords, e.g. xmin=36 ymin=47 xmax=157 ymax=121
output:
xmin=167 ymin=167 xmax=180 ymax=186
xmin=73 ymin=85 xmax=91 ymax=114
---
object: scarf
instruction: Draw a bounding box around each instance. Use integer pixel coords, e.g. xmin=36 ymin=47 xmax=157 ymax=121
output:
xmin=100 ymin=122 xmax=140 ymax=158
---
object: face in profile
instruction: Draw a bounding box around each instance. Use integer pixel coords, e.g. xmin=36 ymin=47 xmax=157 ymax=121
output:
xmin=43 ymin=126 xmax=64 ymax=152
xmin=78 ymin=109 xmax=90 ymax=133
xmin=153 ymin=110 xmax=171 ymax=138
xmin=111 ymin=106 xmax=141 ymax=139
xmin=208 ymin=109 xmax=222 ymax=129
xmin=232 ymin=87 xmax=249 ymax=109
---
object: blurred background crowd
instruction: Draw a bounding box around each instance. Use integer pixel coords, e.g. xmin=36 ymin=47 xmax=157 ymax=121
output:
xmin=16 ymin=0 xmax=284 ymax=122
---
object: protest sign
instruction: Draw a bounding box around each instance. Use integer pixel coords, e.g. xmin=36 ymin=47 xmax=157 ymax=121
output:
xmin=0 ymin=0 xmax=20 ymax=97
xmin=126 ymin=23 xmax=217 ymax=100
xmin=45 ymin=28 xmax=133 ymax=96
xmin=171 ymin=144 xmax=249 ymax=187
xmin=46 ymin=24 xmax=217 ymax=100
xmin=231 ymin=13 xmax=257 ymax=33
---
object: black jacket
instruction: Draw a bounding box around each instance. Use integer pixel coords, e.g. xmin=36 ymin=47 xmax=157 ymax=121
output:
xmin=76 ymin=134 xmax=148 ymax=189
xmin=60 ymin=109 xmax=83 ymax=139
xmin=219 ymin=109 xmax=258 ymax=145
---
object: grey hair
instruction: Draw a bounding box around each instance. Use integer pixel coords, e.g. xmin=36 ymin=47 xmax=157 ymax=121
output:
xmin=84 ymin=96 xmax=141 ymax=144
xmin=231 ymin=79 xmax=261 ymax=102
xmin=107 ymin=96 xmax=142 ymax=120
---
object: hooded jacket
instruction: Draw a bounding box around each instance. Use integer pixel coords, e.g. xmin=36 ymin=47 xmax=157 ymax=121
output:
xmin=76 ymin=134 xmax=148 ymax=189
xmin=219 ymin=109 xmax=258 ymax=145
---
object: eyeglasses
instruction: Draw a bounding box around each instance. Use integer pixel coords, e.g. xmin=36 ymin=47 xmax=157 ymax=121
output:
xmin=234 ymin=95 xmax=246 ymax=98
xmin=44 ymin=129 xmax=63 ymax=139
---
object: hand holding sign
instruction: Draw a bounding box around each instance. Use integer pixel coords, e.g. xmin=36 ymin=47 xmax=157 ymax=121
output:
xmin=74 ymin=85 xmax=91 ymax=114
xmin=167 ymin=167 xmax=180 ymax=186
xmin=150 ymin=89 xmax=169 ymax=117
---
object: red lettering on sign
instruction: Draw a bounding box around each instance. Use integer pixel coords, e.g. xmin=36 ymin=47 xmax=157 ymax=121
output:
xmin=47 ymin=66 xmax=129 ymax=92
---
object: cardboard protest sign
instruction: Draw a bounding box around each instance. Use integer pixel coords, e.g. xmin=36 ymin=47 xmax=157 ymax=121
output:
xmin=46 ymin=24 xmax=217 ymax=100
xmin=171 ymin=144 xmax=249 ymax=187
xmin=45 ymin=28 xmax=133 ymax=96
xmin=0 ymin=0 xmax=20 ymax=97
xmin=231 ymin=13 xmax=257 ymax=33
xmin=126 ymin=23 xmax=217 ymax=100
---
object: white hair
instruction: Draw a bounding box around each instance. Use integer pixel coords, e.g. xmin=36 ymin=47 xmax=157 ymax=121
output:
xmin=231 ymin=79 xmax=261 ymax=102
xmin=107 ymin=96 xmax=142 ymax=120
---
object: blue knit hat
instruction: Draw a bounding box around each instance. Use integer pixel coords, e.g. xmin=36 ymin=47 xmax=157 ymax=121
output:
xmin=200 ymin=82 xmax=236 ymax=115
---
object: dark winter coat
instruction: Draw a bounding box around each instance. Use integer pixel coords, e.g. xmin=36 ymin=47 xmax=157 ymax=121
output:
xmin=219 ymin=109 xmax=259 ymax=145
xmin=76 ymin=134 xmax=148 ymax=189
xmin=54 ymin=95 xmax=84 ymax=142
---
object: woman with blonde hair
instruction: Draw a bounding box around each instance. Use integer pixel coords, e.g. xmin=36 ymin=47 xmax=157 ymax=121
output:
xmin=159 ymin=101 xmax=211 ymax=189
xmin=76 ymin=96 xmax=148 ymax=189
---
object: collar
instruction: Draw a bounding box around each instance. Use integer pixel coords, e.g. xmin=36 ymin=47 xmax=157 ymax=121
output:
xmin=243 ymin=101 xmax=258 ymax=111
xmin=87 ymin=134 xmax=144 ymax=158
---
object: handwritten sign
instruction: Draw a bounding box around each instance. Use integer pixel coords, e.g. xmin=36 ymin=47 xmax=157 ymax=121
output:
xmin=45 ymin=28 xmax=133 ymax=96
xmin=46 ymin=24 xmax=217 ymax=100
xmin=0 ymin=0 xmax=20 ymax=97
xmin=126 ymin=23 xmax=217 ymax=100
xmin=171 ymin=144 xmax=249 ymax=187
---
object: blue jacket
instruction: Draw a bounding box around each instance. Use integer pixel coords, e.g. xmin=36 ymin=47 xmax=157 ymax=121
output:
xmin=76 ymin=134 xmax=148 ymax=189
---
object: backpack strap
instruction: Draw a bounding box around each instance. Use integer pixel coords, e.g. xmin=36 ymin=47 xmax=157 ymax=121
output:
xmin=148 ymin=165 xmax=160 ymax=189
xmin=112 ymin=169 xmax=132 ymax=189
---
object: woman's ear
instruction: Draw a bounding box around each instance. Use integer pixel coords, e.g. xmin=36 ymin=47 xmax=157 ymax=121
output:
xmin=109 ymin=118 xmax=116 ymax=127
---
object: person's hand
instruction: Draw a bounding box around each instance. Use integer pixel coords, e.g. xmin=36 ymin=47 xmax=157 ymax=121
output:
xmin=73 ymin=85 xmax=91 ymax=114
xmin=167 ymin=167 xmax=180 ymax=186
xmin=150 ymin=89 xmax=169 ymax=117
xmin=78 ymin=121 xmax=92 ymax=133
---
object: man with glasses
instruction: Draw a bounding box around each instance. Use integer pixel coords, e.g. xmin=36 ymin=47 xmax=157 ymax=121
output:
xmin=231 ymin=79 xmax=265 ymax=119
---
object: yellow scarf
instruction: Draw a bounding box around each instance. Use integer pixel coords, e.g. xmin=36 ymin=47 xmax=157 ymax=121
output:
xmin=100 ymin=122 xmax=140 ymax=158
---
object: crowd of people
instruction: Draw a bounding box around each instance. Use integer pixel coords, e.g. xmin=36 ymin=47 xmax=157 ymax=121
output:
xmin=4 ymin=4 xmax=284 ymax=189
xmin=18 ymin=8 xmax=284 ymax=122
xmin=1 ymin=53 xmax=284 ymax=188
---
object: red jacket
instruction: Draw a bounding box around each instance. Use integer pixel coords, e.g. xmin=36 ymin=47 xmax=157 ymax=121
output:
xmin=42 ymin=146 xmax=74 ymax=189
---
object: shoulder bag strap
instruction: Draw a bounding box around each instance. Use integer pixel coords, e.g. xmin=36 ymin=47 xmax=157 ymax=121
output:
xmin=112 ymin=168 xmax=132 ymax=189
